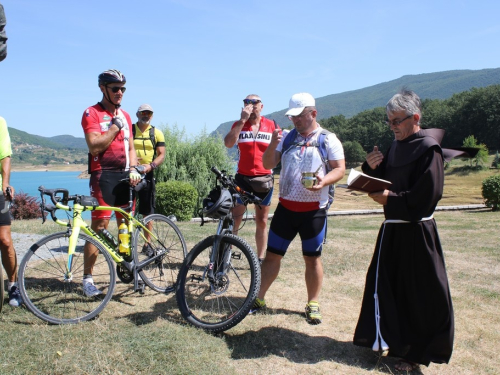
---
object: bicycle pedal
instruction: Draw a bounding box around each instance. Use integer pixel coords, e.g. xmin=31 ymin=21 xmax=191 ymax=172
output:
xmin=190 ymin=274 xmax=203 ymax=282
xmin=231 ymin=252 xmax=241 ymax=260
xmin=137 ymin=282 xmax=146 ymax=294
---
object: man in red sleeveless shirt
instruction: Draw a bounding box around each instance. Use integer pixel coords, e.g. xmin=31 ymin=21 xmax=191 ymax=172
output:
xmin=224 ymin=94 xmax=281 ymax=262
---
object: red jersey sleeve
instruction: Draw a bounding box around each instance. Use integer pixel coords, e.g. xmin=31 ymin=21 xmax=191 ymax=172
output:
xmin=81 ymin=106 xmax=102 ymax=134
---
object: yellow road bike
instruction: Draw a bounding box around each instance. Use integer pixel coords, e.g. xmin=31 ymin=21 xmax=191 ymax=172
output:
xmin=18 ymin=184 xmax=187 ymax=324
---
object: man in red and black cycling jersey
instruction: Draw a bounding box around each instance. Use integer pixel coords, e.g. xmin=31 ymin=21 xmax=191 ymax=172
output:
xmin=81 ymin=69 xmax=141 ymax=297
xmin=224 ymin=94 xmax=281 ymax=263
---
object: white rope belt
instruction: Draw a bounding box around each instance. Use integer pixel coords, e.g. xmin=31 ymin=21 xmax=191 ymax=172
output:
xmin=383 ymin=215 xmax=434 ymax=224
xmin=372 ymin=214 xmax=434 ymax=353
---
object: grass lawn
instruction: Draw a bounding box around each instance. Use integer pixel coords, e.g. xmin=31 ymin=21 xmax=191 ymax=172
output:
xmin=1 ymin=163 xmax=499 ymax=374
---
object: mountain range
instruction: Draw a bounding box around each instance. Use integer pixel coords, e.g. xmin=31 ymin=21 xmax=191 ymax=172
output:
xmin=7 ymin=67 xmax=500 ymax=150
xmin=212 ymin=67 xmax=500 ymax=136
xmin=9 ymin=127 xmax=88 ymax=150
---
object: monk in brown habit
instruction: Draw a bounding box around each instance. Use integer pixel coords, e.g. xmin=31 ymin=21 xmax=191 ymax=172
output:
xmin=353 ymin=89 xmax=455 ymax=372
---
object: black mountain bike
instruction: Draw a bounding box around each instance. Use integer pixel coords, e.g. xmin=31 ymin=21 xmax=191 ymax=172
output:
xmin=175 ymin=167 xmax=262 ymax=332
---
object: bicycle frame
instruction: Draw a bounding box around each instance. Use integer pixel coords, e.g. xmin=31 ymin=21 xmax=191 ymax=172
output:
xmin=203 ymin=167 xmax=261 ymax=286
xmin=43 ymin=189 xmax=169 ymax=292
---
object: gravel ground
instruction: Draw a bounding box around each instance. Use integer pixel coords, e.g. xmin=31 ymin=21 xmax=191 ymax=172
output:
xmin=11 ymin=232 xmax=48 ymax=259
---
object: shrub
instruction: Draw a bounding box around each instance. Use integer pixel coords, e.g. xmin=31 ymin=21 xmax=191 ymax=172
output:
xmin=10 ymin=191 xmax=43 ymax=220
xmin=155 ymin=181 xmax=198 ymax=221
xmin=482 ymin=175 xmax=500 ymax=211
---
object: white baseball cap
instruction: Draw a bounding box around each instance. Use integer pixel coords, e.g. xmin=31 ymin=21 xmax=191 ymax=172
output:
xmin=137 ymin=104 xmax=154 ymax=113
xmin=285 ymin=93 xmax=315 ymax=117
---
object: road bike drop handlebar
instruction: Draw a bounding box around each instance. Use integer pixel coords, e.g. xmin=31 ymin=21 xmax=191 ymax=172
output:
xmin=38 ymin=186 xmax=72 ymax=224
xmin=38 ymin=170 xmax=147 ymax=224
xmin=210 ymin=166 xmax=263 ymax=206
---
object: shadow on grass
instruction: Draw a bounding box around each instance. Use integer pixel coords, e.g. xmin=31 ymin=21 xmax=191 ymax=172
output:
xmin=445 ymin=165 xmax=484 ymax=176
xmin=225 ymin=325 xmax=424 ymax=374
xmin=120 ymin=292 xmax=185 ymax=326
xmin=462 ymin=208 xmax=494 ymax=214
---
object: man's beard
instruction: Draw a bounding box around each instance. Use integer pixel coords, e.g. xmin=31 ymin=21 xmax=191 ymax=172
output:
xmin=139 ymin=118 xmax=151 ymax=125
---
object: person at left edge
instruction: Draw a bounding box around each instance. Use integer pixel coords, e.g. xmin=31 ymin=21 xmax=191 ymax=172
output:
xmin=0 ymin=116 xmax=23 ymax=306
xmin=81 ymin=69 xmax=140 ymax=297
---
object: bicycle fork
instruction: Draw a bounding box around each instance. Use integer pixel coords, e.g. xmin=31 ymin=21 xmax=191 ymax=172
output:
xmin=192 ymin=234 xmax=239 ymax=295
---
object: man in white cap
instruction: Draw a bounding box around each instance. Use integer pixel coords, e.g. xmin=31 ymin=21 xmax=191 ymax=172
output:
xmin=252 ymin=93 xmax=345 ymax=324
xmin=132 ymin=104 xmax=166 ymax=251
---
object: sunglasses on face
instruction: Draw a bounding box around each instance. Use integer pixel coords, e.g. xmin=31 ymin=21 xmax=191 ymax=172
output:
xmin=139 ymin=111 xmax=153 ymax=116
xmin=243 ymin=99 xmax=261 ymax=105
xmin=109 ymin=86 xmax=126 ymax=93
xmin=385 ymin=114 xmax=412 ymax=126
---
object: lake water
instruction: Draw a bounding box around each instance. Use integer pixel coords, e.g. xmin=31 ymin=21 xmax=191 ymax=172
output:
xmin=10 ymin=171 xmax=91 ymax=219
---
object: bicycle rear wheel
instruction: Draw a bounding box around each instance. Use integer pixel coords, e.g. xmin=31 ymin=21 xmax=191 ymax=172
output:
xmin=133 ymin=214 xmax=187 ymax=293
xmin=18 ymin=232 xmax=115 ymax=324
xmin=176 ymin=234 xmax=260 ymax=333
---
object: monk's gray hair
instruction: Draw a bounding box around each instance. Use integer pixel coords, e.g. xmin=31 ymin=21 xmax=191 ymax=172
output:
xmin=386 ymin=88 xmax=422 ymax=121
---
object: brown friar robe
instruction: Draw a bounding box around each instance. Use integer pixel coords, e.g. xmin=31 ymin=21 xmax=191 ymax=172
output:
xmin=353 ymin=128 xmax=454 ymax=366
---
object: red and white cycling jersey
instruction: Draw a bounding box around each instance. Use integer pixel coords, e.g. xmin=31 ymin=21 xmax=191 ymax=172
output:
xmin=233 ymin=116 xmax=280 ymax=176
xmin=81 ymin=103 xmax=133 ymax=172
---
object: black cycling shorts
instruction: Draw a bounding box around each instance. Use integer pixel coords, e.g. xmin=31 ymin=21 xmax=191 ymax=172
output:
xmin=267 ymin=203 xmax=327 ymax=257
xmin=0 ymin=194 xmax=11 ymax=226
xmin=89 ymin=170 xmax=130 ymax=220
xmin=137 ymin=172 xmax=156 ymax=216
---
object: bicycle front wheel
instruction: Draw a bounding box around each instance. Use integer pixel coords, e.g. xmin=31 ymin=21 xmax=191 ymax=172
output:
xmin=133 ymin=214 xmax=187 ymax=293
xmin=176 ymin=234 xmax=260 ymax=333
xmin=18 ymin=232 xmax=115 ymax=324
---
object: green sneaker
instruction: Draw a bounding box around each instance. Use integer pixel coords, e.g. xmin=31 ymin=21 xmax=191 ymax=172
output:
xmin=305 ymin=301 xmax=322 ymax=325
xmin=249 ymin=297 xmax=266 ymax=314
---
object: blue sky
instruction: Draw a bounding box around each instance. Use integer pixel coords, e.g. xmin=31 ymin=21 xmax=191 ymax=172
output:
xmin=1 ymin=0 xmax=499 ymax=138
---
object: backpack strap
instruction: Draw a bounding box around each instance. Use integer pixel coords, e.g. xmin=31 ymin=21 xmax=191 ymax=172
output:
xmin=281 ymin=127 xmax=335 ymax=214
xmin=282 ymin=128 xmax=298 ymax=155
xmin=316 ymin=129 xmax=332 ymax=171
xmin=149 ymin=126 xmax=157 ymax=152
xmin=282 ymin=127 xmax=330 ymax=165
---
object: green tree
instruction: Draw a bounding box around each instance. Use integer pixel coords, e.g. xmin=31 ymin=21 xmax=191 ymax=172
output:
xmin=342 ymin=140 xmax=366 ymax=168
xmin=462 ymin=135 xmax=489 ymax=167
xmin=345 ymin=107 xmax=393 ymax=152
xmin=155 ymin=124 xmax=234 ymax=216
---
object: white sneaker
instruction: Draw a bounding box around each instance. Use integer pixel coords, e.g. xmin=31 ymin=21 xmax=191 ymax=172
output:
xmin=83 ymin=279 xmax=103 ymax=297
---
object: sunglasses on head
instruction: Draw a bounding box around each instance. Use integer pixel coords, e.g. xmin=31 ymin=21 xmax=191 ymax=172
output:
xmin=139 ymin=111 xmax=153 ymax=116
xmin=109 ymin=86 xmax=126 ymax=93
xmin=243 ymin=99 xmax=261 ymax=105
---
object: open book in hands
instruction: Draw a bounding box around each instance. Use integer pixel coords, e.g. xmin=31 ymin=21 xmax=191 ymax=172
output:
xmin=337 ymin=169 xmax=392 ymax=193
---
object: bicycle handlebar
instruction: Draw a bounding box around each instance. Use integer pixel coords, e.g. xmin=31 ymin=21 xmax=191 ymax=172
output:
xmin=210 ymin=166 xmax=263 ymax=206
xmin=38 ymin=186 xmax=75 ymax=223
xmin=38 ymin=171 xmax=146 ymax=224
